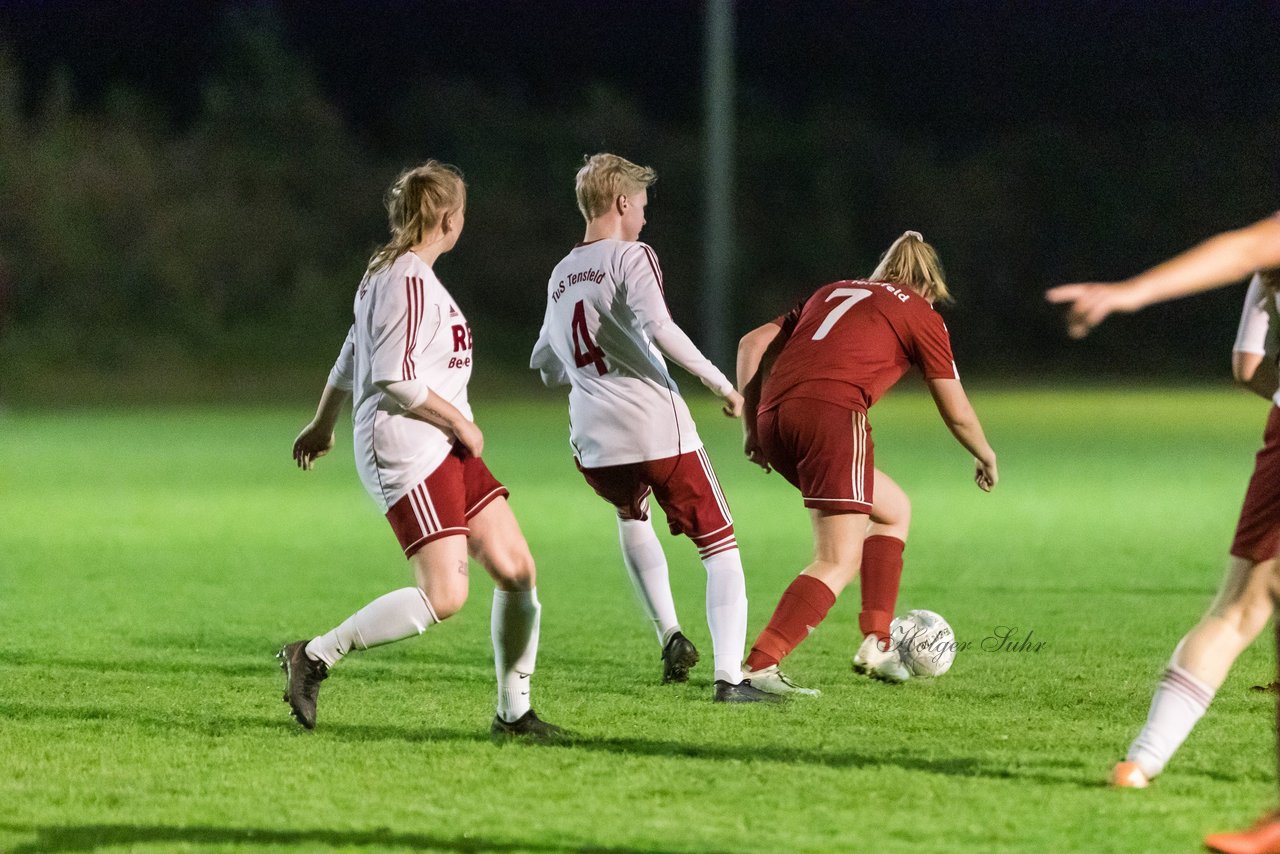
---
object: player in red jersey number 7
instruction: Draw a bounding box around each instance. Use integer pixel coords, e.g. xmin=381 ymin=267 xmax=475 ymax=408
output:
xmin=737 ymin=231 xmax=998 ymax=693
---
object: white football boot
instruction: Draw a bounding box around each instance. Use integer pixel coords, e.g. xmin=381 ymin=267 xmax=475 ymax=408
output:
xmin=741 ymin=664 xmax=821 ymax=697
xmin=852 ymin=634 xmax=911 ymax=683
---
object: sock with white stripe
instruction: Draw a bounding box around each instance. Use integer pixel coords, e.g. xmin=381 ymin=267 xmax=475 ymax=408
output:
xmin=306 ymin=587 xmax=439 ymax=667
xmin=702 ymin=546 xmax=748 ymax=684
xmin=492 ymin=587 xmax=540 ymax=723
xmin=1126 ymin=663 xmax=1216 ymax=778
xmin=617 ymin=516 xmax=682 ymax=646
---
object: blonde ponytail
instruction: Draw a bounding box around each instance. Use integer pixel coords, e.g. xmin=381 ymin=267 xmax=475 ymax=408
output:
xmin=869 ymin=231 xmax=952 ymax=304
xmin=367 ymin=161 xmax=467 ymax=274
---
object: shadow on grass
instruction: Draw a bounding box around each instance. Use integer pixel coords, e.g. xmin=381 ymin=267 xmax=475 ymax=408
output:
xmin=0 ymin=823 xmax=713 ymax=854
xmin=1 ymin=652 xmax=487 ymax=680
xmin=0 ymin=700 xmax=493 ymax=743
xmin=0 ymin=699 xmax=1109 ymax=787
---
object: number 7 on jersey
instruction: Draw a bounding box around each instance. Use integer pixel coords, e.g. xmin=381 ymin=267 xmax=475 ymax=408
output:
xmin=812 ymin=288 xmax=872 ymax=341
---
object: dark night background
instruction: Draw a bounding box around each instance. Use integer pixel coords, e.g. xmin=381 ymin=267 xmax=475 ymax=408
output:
xmin=1 ymin=1 xmax=1278 ymax=400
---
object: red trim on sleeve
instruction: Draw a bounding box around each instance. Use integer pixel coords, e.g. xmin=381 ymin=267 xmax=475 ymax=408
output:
xmin=640 ymin=244 xmax=665 ymax=295
xmin=402 ymin=276 xmax=424 ymax=380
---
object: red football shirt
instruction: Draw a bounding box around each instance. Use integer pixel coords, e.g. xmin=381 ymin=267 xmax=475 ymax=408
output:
xmin=758 ymin=279 xmax=958 ymax=413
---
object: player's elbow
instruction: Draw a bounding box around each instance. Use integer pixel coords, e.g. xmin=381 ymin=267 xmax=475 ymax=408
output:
xmin=1233 ymin=352 xmax=1262 ymax=385
xmin=738 ymin=324 xmax=779 ymax=359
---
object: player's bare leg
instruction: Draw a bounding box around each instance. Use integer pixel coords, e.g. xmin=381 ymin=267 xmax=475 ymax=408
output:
xmin=1204 ymin=610 xmax=1280 ymax=854
xmin=1115 ymin=556 xmax=1274 ymax=786
xmin=743 ymin=511 xmax=866 ymax=694
xmin=466 ymin=497 xmax=565 ymax=741
xmin=853 ymin=470 xmax=912 ymax=682
xmin=279 ymin=535 xmax=462 ymax=729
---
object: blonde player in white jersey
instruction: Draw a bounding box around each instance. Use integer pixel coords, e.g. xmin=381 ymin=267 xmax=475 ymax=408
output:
xmin=280 ymin=161 xmax=564 ymax=741
xmin=531 ymin=153 xmax=779 ymax=703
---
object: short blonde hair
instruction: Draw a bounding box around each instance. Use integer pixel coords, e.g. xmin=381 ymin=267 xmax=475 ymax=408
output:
xmin=367 ymin=161 xmax=467 ymax=274
xmin=574 ymin=153 xmax=656 ymax=222
xmin=869 ymin=230 xmax=952 ymax=304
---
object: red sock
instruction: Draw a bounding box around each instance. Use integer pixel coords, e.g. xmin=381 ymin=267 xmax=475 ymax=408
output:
xmin=746 ymin=575 xmax=837 ymax=671
xmin=859 ymin=535 xmax=905 ymax=651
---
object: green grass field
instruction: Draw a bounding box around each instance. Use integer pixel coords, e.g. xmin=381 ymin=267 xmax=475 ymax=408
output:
xmin=2 ymin=387 xmax=1278 ymax=853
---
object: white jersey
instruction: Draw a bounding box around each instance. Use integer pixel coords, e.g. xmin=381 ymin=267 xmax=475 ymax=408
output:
xmin=328 ymin=252 xmax=474 ymax=511
xmin=532 ymin=239 xmax=731 ymax=467
xmin=1234 ymin=271 xmax=1280 ymax=406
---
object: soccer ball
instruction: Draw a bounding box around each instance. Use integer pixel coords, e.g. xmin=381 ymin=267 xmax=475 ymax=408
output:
xmin=890 ymin=609 xmax=957 ymax=678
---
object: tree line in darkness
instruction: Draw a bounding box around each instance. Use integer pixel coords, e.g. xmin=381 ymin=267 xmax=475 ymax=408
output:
xmin=1 ymin=19 xmax=1277 ymax=396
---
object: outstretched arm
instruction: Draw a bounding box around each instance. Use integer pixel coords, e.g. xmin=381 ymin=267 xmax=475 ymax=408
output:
xmin=1046 ymin=215 xmax=1280 ymax=338
xmin=927 ymin=377 xmax=998 ymax=492
xmin=650 ymin=320 xmax=744 ymax=416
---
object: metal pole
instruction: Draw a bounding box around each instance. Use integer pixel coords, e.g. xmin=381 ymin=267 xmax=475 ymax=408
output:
xmin=702 ymin=0 xmax=735 ymax=368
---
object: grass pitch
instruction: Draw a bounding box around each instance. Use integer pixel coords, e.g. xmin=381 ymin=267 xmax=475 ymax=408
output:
xmin=1 ymin=386 xmax=1277 ymax=852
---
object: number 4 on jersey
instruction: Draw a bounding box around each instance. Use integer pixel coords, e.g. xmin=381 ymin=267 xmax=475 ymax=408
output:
xmin=571 ymin=300 xmax=608 ymax=375
xmin=812 ymin=288 xmax=872 ymax=341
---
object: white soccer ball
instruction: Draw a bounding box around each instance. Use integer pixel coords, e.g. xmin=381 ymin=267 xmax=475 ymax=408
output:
xmin=890 ymin=609 xmax=957 ymax=678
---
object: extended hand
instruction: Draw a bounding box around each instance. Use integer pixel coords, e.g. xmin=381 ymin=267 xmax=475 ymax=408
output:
xmin=1044 ymin=281 xmax=1144 ymax=339
xmin=293 ymin=422 xmax=334 ymax=470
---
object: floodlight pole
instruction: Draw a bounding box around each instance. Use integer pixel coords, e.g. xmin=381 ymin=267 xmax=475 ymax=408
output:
xmin=702 ymin=0 xmax=735 ymax=369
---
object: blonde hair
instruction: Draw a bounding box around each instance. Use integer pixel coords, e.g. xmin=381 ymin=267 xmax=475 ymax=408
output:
xmin=574 ymin=153 xmax=657 ymax=222
xmin=367 ymin=161 xmax=467 ymax=274
xmin=869 ymin=230 xmax=952 ymax=304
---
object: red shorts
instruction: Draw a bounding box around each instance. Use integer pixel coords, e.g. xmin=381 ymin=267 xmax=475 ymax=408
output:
xmin=385 ymin=446 xmax=509 ymax=557
xmin=1231 ymin=405 xmax=1280 ymax=562
xmin=757 ymin=398 xmax=873 ymax=513
xmin=577 ymin=449 xmax=736 ymax=557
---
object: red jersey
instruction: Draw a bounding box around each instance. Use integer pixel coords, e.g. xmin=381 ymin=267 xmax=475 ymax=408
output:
xmin=758 ymin=279 xmax=958 ymax=414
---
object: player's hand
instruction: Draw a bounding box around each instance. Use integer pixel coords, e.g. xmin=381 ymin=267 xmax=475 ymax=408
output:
xmin=293 ymin=422 xmax=334 ymax=471
xmin=744 ymin=432 xmax=771 ymax=473
xmin=974 ymin=457 xmax=998 ymax=492
xmin=721 ymin=389 xmax=745 ymax=418
xmin=452 ymin=419 xmax=484 ymax=458
xmin=1044 ymin=281 xmax=1145 ymax=339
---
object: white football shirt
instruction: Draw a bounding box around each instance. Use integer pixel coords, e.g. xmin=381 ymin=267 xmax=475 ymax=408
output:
xmin=532 ymin=239 xmax=729 ymax=467
xmin=1234 ymin=272 xmax=1280 ymax=407
xmin=328 ymin=252 xmax=474 ymax=511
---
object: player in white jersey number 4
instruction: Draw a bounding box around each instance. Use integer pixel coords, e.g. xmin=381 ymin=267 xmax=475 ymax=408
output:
xmin=532 ymin=153 xmax=779 ymax=704
xmin=281 ymin=162 xmax=565 ymax=741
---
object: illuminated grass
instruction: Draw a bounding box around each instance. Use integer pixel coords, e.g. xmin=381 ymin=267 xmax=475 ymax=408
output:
xmin=0 ymin=387 xmax=1274 ymax=852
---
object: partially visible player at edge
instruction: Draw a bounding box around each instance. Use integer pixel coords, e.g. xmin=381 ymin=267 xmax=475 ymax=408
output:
xmin=1047 ymin=212 xmax=1280 ymax=854
xmin=737 ymin=231 xmax=997 ymax=693
xmin=531 ymin=153 xmax=777 ymax=703
xmin=281 ymin=161 xmax=565 ymax=741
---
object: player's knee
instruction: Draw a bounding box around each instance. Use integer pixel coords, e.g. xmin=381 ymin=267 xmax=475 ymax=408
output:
xmin=425 ymin=585 xmax=467 ymax=620
xmin=1218 ymin=580 xmax=1274 ymax=634
xmin=492 ymin=549 xmax=536 ymax=591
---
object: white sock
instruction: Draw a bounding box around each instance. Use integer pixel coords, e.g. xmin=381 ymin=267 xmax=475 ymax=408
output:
xmin=493 ymin=588 xmax=540 ymax=723
xmin=618 ymin=516 xmax=681 ymax=646
xmin=1127 ymin=663 xmax=1216 ymax=778
xmin=701 ymin=546 xmax=747 ymax=684
xmin=305 ymin=587 xmax=438 ymax=667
